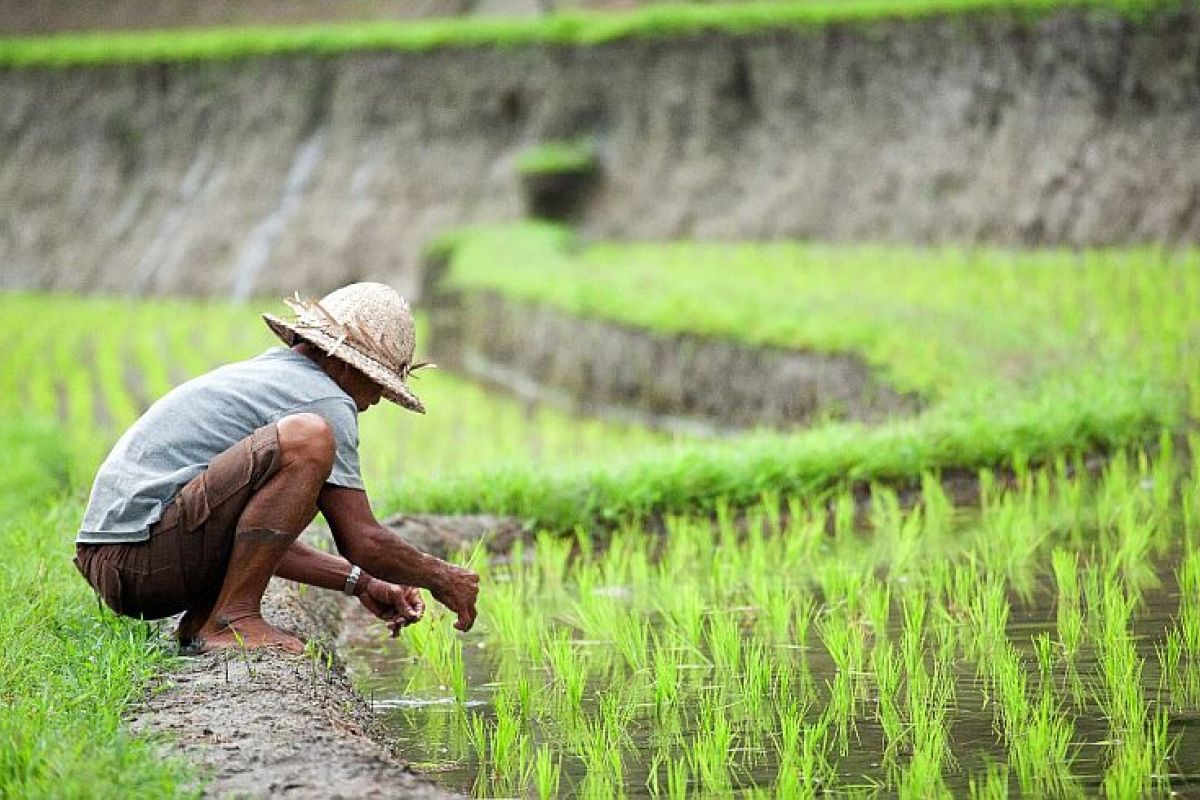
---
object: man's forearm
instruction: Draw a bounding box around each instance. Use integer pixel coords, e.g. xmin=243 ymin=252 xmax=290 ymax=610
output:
xmin=353 ymin=524 xmax=450 ymax=592
xmin=320 ymin=485 xmax=478 ymax=630
xmin=276 ymin=539 xmax=357 ymax=593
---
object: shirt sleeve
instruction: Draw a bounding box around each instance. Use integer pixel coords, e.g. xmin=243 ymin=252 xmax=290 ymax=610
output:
xmin=289 ymin=396 xmax=365 ymax=490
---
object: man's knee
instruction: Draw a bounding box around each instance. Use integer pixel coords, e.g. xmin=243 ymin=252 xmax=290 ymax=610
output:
xmin=276 ymin=413 xmax=336 ymax=473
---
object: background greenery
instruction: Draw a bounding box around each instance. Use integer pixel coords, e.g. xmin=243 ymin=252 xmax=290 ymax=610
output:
xmin=0 ymin=0 xmax=1179 ymax=67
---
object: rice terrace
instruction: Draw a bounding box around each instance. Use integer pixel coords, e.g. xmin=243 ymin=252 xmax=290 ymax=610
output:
xmin=2 ymin=1 xmax=1199 ymax=798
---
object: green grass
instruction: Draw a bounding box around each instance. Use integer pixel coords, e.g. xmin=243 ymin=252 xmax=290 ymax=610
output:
xmin=0 ymin=0 xmax=1181 ymax=68
xmin=398 ymin=222 xmax=1197 ymax=527
xmin=442 ymin=223 xmax=1199 ymax=401
xmin=0 ymin=418 xmax=194 ymax=797
xmin=517 ymin=139 xmax=599 ymax=177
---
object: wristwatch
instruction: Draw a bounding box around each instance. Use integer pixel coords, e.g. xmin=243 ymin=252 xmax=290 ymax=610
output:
xmin=343 ymin=565 xmax=363 ymax=596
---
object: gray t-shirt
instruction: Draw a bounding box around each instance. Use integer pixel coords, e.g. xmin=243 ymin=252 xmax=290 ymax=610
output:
xmin=77 ymin=347 xmax=363 ymax=544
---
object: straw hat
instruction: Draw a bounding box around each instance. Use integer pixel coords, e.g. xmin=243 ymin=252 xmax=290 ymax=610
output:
xmin=262 ymin=283 xmax=431 ymax=414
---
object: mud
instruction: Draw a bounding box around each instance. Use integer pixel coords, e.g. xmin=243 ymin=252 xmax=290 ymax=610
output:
xmin=2 ymin=8 xmax=1197 ymax=299
xmin=430 ymin=289 xmax=920 ymax=433
xmin=127 ymin=579 xmax=455 ymax=799
xmin=380 ymin=512 xmax=528 ymax=559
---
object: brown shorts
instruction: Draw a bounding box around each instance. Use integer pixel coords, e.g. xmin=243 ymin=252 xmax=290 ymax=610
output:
xmin=75 ymin=423 xmax=283 ymax=620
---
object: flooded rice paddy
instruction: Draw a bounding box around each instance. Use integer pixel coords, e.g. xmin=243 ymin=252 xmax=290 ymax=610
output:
xmin=348 ymin=449 xmax=1200 ymax=797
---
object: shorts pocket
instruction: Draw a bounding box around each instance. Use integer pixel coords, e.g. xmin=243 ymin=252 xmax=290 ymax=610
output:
xmin=94 ymin=560 xmax=129 ymax=616
xmin=177 ymin=478 xmax=212 ymax=531
xmin=203 ymin=437 xmax=256 ymax=511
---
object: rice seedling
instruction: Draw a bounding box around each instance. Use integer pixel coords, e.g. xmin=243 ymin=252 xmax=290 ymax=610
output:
xmin=485 ymin=579 xmax=547 ymax=664
xmin=611 ymin=611 xmax=651 ymax=674
xmin=650 ymin=636 xmax=680 ymax=720
xmin=1051 ymin=549 xmax=1084 ymax=668
xmin=544 ymin=631 xmax=590 ymax=714
xmin=920 ymin=472 xmax=953 ymax=540
xmin=900 ymin=610 xmax=954 ymax=797
xmin=963 ymin=573 xmax=1010 ymax=674
xmin=1033 ymin=633 xmax=1054 ymax=691
xmin=928 ymin=600 xmax=960 ymax=680
xmin=819 ymin=561 xmax=869 ymax=618
xmin=665 ymin=754 xmax=690 ymax=800
xmin=571 ymin=712 xmax=624 ymax=793
xmin=534 ymin=746 xmax=562 ymax=800
xmin=739 ymin=637 xmax=773 ymax=722
xmin=707 ymin=612 xmax=744 ymax=678
xmin=689 ymin=702 xmax=735 ymax=794
xmin=1161 ymin=556 xmax=1200 ymax=713
xmin=967 ymin=761 xmax=1009 ymax=800
xmin=483 ymin=691 xmax=533 ymax=787
xmin=871 ymin=641 xmax=906 ymax=763
xmin=1177 ymin=551 xmax=1200 ymax=656
xmin=977 ymin=493 xmax=1046 ymax=600
xmin=873 ymin=488 xmax=926 ymax=577
xmin=1101 ymin=706 xmax=1171 ymax=799
xmin=1094 ymin=583 xmax=1142 ymax=737
xmin=782 ymin=711 xmax=834 ymax=797
xmin=783 ymin=497 xmax=825 ymax=565
xmin=864 ymin=582 xmax=891 ymax=647
xmin=754 ymin=583 xmax=800 ymax=643
xmin=1105 ymin=491 xmax=1158 ymax=592
xmin=534 ymin=531 xmax=573 ymax=591
xmin=1009 ymin=690 xmax=1076 ymax=796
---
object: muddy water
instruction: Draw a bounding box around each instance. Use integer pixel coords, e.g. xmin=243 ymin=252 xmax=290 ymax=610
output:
xmin=346 ymin=571 xmax=1200 ymax=797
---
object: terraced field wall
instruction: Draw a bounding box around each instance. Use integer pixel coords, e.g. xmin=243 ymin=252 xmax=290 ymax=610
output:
xmin=430 ymin=288 xmax=921 ymax=433
xmin=2 ymin=7 xmax=1197 ymax=299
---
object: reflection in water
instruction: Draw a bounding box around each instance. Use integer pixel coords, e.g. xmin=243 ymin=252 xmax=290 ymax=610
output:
xmin=346 ymin=455 xmax=1200 ymax=797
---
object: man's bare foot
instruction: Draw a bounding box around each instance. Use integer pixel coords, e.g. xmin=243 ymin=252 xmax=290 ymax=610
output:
xmin=175 ymin=607 xmax=213 ymax=653
xmin=194 ymin=614 xmax=305 ymax=655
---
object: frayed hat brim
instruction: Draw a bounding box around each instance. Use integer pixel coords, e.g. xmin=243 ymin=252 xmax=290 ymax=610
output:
xmin=262 ymin=313 xmax=425 ymax=414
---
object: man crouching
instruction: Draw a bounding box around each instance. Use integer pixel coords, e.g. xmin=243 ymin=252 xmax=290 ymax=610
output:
xmin=74 ymin=283 xmax=479 ymax=654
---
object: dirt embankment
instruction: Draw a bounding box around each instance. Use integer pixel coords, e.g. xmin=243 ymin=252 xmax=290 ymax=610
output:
xmin=2 ymin=8 xmax=1197 ymax=299
xmin=129 ymin=516 xmax=517 ymax=799
xmin=128 ymin=579 xmax=453 ymax=799
xmin=430 ymin=287 xmax=919 ymax=433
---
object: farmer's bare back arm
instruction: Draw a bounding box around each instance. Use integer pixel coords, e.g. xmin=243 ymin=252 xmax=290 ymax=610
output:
xmin=318 ymin=485 xmax=480 ymax=630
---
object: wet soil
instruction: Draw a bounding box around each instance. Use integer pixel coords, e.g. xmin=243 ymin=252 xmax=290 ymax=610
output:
xmin=380 ymin=513 xmax=528 ymax=560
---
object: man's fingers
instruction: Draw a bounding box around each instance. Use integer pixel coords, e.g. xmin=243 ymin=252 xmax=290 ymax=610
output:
xmin=431 ymin=565 xmax=479 ymax=631
xmin=401 ymin=589 xmax=425 ymax=622
xmin=453 ymin=601 xmax=477 ymax=631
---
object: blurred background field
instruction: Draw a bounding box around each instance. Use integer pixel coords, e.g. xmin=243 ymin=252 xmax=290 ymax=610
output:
xmin=2 ymin=0 xmax=1199 ymax=796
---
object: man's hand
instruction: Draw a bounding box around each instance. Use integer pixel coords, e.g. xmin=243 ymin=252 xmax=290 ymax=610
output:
xmin=430 ymin=564 xmax=480 ymax=631
xmin=317 ymin=486 xmax=480 ymax=632
xmin=357 ymin=576 xmax=425 ymax=638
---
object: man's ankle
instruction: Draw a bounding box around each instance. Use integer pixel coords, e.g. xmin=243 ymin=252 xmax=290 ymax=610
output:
xmin=211 ymin=606 xmax=265 ymax=629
